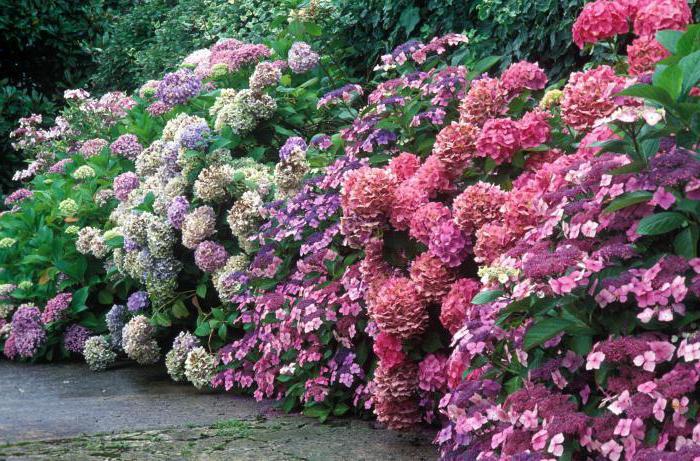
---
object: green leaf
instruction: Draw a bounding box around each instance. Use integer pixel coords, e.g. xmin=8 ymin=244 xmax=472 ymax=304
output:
xmin=618 ymin=84 xmax=674 ymax=107
xmin=71 ymin=287 xmax=89 ymax=309
xmin=636 ymin=212 xmax=687 ymax=235
xmin=333 ymin=403 xmax=350 ymax=416
xmin=171 ymin=300 xmax=189 ymax=319
xmin=471 ymin=289 xmax=503 ymax=305
xmin=398 ymin=6 xmax=420 ymax=36
xmin=656 ymin=30 xmax=682 ymax=53
xmin=97 ymin=290 xmax=113 ymax=305
xmin=134 ymin=192 xmax=155 ymax=213
xmin=674 ymin=224 xmax=699 ymax=258
xmin=152 ymin=312 xmax=171 ymax=327
xmin=196 ymin=284 xmax=207 ymax=299
xmin=304 ymin=404 xmax=331 ymax=422
xmin=194 ymin=321 xmax=210 ymax=336
xmin=523 ymin=318 xmax=573 ymax=350
xmin=679 ymin=50 xmax=700 ymax=96
xmin=218 ymin=323 xmax=227 ymax=340
xmin=603 ymin=191 xmax=652 ymax=213
xmin=653 ymin=64 xmax=682 ymax=100
xmin=467 ymin=55 xmax=502 ymax=80
xmin=105 ymin=236 xmax=124 ymax=249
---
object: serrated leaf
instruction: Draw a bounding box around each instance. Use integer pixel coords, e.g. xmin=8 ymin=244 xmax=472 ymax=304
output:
xmin=636 ymin=212 xmax=687 ymax=235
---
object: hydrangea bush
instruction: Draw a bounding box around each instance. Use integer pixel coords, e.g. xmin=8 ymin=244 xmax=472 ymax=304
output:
xmin=0 ymin=90 xmax=140 ymax=362
xmin=2 ymin=2 xmax=700 ymax=460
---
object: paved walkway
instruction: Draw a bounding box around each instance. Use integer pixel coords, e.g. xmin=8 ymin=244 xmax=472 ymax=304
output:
xmin=0 ymin=362 xmax=436 ymax=460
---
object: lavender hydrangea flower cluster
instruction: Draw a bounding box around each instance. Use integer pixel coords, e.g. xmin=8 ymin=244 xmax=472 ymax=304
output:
xmin=279 ymin=137 xmax=308 ymax=161
xmin=106 ymin=304 xmax=128 ymax=349
xmin=113 ymin=172 xmax=140 ymax=201
xmin=287 ymin=42 xmax=319 ymax=74
xmin=110 ymin=134 xmax=143 ymax=160
xmin=194 ymin=240 xmax=229 ymax=273
xmin=4 ymin=188 xmax=33 ymax=207
xmin=127 ymin=291 xmax=149 ymax=312
xmin=165 ymin=331 xmax=200 ymax=382
xmin=167 ymin=196 xmax=189 ymax=229
xmin=63 ymin=324 xmax=92 ymax=354
xmin=41 ymin=293 xmax=72 ymax=324
xmin=178 ymin=121 xmax=211 ymax=150
xmin=6 ymin=304 xmax=46 ymax=359
xmin=156 ymin=69 xmax=202 ymax=106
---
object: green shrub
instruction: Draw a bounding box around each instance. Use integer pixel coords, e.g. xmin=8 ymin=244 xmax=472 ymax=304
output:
xmin=331 ymin=0 xmax=591 ymax=79
xmin=91 ymin=0 xmax=295 ymax=92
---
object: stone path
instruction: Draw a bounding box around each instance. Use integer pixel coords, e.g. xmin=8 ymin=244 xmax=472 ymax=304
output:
xmin=0 ymin=362 xmax=436 ymax=460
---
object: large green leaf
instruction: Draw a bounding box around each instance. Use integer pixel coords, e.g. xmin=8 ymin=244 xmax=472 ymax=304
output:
xmin=523 ymin=317 xmax=573 ymax=350
xmin=472 ymin=289 xmax=503 ymax=305
xmin=619 ymin=84 xmax=674 ymax=107
xmin=604 ymin=191 xmax=652 ymax=213
xmin=679 ymin=50 xmax=700 ymax=96
xmin=636 ymin=212 xmax=687 ymax=235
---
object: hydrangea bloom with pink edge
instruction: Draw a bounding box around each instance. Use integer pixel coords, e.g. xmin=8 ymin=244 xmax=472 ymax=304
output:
xmin=370 ymin=277 xmax=428 ymax=340
xmin=561 ymin=65 xmax=627 ymax=131
xmin=517 ymin=109 xmax=552 ymax=149
xmin=458 ymin=76 xmax=509 ymax=127
xmin=409 ymin=252 xmax=456 ymax=303
xmin=452 ymin=182 xmax=506 ymax=235
xmin=387 ymin=152 xmax=421 ymax=181
xmin=373 ymin=332 xmax=406 ymax=370
xmin=432 ymin=122 xmax=479 ymax=173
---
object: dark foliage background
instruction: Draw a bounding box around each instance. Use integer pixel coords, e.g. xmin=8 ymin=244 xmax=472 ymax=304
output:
xmin=0 ymin=0 xmax=128 ymax=198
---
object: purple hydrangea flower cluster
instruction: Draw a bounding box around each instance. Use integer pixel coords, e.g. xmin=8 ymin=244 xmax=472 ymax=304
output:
xmin=41 ymin=293 xmax=72 ymax=324
xmin=63 ymin=324 xmax=92 ymax=353
xmin=106 ymin=304 xmax=128 ymax=348
xmin=8 ymin=304 xmax=46 ymax=358
xmin=179 ymin=122 xmax=211 ymax=150
xmin=317 ymin=84 xmax=363 ymax=109
xmin=279 ymin=137 xmax=307 ymax=161
xmin=310 ymin=134 xmax=332 ymax=150
xmin=113 ymin=172 xmax=140 ymax=201
xmin=4 ymin=188 xmax=33 ymax=207
xmin=167 ymin=196 xmax=189 ymax=229
xmin=110 ymin=134 xmax=143 ymax=160
xmin=127 ymin=291 xmax=149 ymax=312
xmin=210 ymin=43 xmax=271 ymax=73
xmin=287 ymin=42 xmax=319 ymax=74
xmin=47 ymin=159 xmax=73 ymax=174
xmin=194 ymin=240 xmax=229 ymax=273
xmin=156 ymin=69 xmax=202 ymax=106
